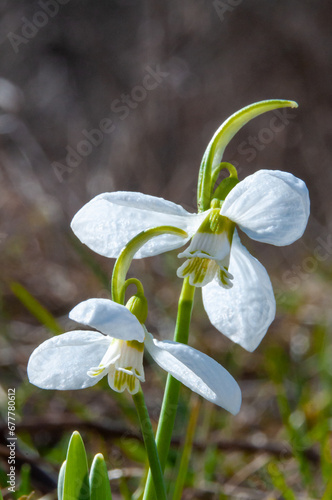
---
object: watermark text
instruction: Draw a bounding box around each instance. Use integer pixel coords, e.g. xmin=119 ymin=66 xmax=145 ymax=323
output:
xmin=7 ymin=388 xmax=16 ymax=494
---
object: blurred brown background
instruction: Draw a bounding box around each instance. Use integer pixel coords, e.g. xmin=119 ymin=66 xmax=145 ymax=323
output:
xmin=1 ymin=0 xmax=332 ymax=312
xmin=1 ymin=1 xmax=332 ymax=497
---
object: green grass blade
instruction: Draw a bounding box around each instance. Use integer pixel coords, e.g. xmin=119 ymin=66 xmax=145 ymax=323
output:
xmin=89 ymin=453 xmax=112 ymax=500
xmin=171 ymin=395 xmax=201 ymax=500
xmin=10 ymin=282 xmax=62 ymax=334
xmin=268 ymin=462 xmax=296 ymax=500
xmin=63 ymin=431 xmax=90 ymax=500
xmin=69 ymin=233 xmax=110 ymax=289
xmin=322 ymin=474 xmax=332 ymax=500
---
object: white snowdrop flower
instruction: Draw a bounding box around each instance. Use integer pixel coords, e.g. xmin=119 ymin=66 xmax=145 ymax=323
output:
xmin=28 ymin=298 xmax=241 ymax=414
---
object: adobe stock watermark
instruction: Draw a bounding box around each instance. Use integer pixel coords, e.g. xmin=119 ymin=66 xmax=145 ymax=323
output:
xmin=275 ymin=233 xmax=332 ymax=304
xmin=7 ymin=0 xmax=70 ymax=54
xmin=282 ymin=234 xmax=332 ymax=290
xmin=52 ymin=64 xmax=170 ymax=182
xmin=213 ymin=0 xmax=243 ymax=22
xmin=188 ymin=107 xmax=296 ymax=207
xmin=202 ymin=106 xmax=297 ymax=191
xmin=235 ymin=107 xmax=297 ymax=165
xmin=7 ymin=388 xmax=16 ymax=494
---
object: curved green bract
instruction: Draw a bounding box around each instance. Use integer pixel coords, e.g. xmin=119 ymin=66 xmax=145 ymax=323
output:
xmin=111 ymin=226 xmax=188 ymax=304
xmin=197 ymin=99 xmax=298 ymax=212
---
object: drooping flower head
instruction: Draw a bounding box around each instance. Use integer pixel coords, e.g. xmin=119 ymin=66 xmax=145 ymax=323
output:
xmin=28 ymin=297 xmax=242 ymax=415
xmin=177 ymin=203 xmax=235 ymax=288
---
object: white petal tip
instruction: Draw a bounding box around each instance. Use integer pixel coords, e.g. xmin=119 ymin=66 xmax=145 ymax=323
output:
xmin=229 ymin=396 xmax=242 ymax=415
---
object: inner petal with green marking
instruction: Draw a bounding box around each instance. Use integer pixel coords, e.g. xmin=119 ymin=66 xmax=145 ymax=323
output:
xmin=88 ymin=338 xmax=145 ymax=394
xmin=177 ymin=209 xmax=235 ymax=288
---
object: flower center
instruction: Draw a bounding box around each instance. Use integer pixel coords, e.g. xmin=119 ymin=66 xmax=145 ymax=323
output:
xmin=88 ymin=338 xmax=145 ymax=394
xmin=177 ymin=209 xmax=235 ymax=288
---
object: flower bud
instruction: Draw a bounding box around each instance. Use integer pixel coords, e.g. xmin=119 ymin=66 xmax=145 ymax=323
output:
xmin=125 ymin=294 xmax=148 ymax=324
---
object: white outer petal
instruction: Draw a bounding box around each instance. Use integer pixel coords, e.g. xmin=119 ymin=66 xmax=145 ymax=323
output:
xmin=221 ymin=170 xmax=310 ymax=246
xmin=69 ymin=298 xmax=145 ymax=342
xmin=71 ymin=191 xmax=205 ymax=258
xmin=202 ymin=231 xmax=276 ymax=352
xmin=27 ymin=331 xmax=110 ymax=390
xmin=145 ymin=333 xmax=241 ymax=414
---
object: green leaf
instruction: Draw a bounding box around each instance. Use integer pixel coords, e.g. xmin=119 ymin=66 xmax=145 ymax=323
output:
xmin=63 ymin=431 xmax=90 ymax=500
xmin=58 ymin=460 xmax=66 ymax=500
xmin=17 ymin=464 xmax=31 ymax=497
xmin=10 ymin=282 xmax=62 ymax=334
xmin=197 ymin=99 xmax=298 ymax=211
xmin=89 ymin=453 xmax=112 ymax=500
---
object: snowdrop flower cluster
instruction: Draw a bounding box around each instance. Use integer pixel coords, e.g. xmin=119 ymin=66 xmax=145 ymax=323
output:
xmin=28 ymin=99 xmax=310 ymax=418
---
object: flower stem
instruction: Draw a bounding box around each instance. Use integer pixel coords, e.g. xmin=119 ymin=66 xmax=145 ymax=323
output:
xmin=143 ymin=278 xmax=195 ymax=500
xmin=111 ymin=226 xmax=188 ymax=304
xmin=132 ymin=389 xmax=167 ymax=500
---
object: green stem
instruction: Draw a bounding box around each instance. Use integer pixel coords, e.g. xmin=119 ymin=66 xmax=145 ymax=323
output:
xmin=132 ymin=389 xmax=167 ymax=500
xmin=171 ymin=394 xmax=201 ymax=500
xmin=210 ymin=161 xmax=238 ymax=197
xmin=111 ymin=226 xmax=188 ymax=304
xmin=143 ymin=278 xmax=195 ymax=500
xmin=123 ymin=278 xmax=145 ymax=297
